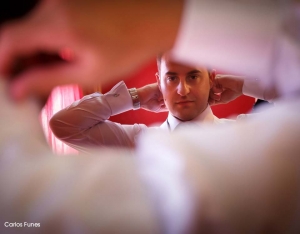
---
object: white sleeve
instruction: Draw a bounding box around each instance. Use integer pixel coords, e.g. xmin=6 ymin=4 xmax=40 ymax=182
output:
xmin=242 ymin=78 xmax=276 ymax=102
xmin=242 ymin=79 xmax=265 ymax=100
xmin=50 ymin=81 xmax=146 ymax=152
xmin=172 ymin=0 xmax=283 ymax=81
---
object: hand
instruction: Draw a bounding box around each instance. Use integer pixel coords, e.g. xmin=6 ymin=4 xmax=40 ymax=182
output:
xmin=0 ymin=0 xmax=183 ymax=102
xmin=209 ymin=75 xmax=244 ymax=105
xmin=137 ymin=83 xmax=167 ymax=113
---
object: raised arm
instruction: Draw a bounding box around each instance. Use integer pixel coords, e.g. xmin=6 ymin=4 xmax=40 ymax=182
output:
xmin=209 ymin=75 xmax=278 ymax=105
xmin=50 ymin=81 xmax=147 ymax=152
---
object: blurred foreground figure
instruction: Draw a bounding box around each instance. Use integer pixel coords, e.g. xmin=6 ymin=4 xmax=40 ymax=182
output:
xmin=0 ymin=0 xmax=300 ymax=234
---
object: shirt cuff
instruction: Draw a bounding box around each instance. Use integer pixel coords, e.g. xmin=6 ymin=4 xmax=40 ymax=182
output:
xmin=105 ymin=81 xmax=134 ymax=116
xmin=242 ymin=79 xmax=265 ymax=100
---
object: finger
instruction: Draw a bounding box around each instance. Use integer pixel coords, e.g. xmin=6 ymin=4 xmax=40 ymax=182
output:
xmin=158 ymin=99 xmax=165 ymax=105
xmin=155 ymin=102 xmax=167 ymax=112
xmin=158 ymin=104 xmax=168 ymax=112
xmin=217 ymin=90 xmax=238 ymax=104
xmin=209 ymin=98 xmax=226 ymax=106
xmin=209 ymin=92 xmax=221 ymax=101
xmin=211 ymin=85 xmax=223 ymax=93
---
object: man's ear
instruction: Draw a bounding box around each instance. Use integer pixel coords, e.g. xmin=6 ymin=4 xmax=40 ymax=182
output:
xmin=209 ymin=69 xmax=216 ymax=88
xmin=155 ymin=72 xmax=162 ymax=92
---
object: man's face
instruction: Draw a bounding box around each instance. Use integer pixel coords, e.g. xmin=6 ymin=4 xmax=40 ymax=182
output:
xmin=158 ymin=54 xmax=212 ymax=121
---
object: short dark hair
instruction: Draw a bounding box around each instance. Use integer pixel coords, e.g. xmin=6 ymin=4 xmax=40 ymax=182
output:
xmin=156 ymin=53 xmax=163 ymax=74
xmin=156 ymin=53 xmax=211 ymax=77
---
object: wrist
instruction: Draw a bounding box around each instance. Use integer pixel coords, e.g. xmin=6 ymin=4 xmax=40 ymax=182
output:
xmin=136 ymin=87 xmax=146 ymax=108
xmin=128 ymin=88 xmax=141 ymax=110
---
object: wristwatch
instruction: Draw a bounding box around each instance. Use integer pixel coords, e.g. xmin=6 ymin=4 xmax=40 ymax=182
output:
xmin=128 ymin=88 xmax=140 ymax=110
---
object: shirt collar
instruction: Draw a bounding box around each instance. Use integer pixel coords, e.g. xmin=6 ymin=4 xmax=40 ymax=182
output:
xmin=166 ymin=105 xmax=215 ymax=131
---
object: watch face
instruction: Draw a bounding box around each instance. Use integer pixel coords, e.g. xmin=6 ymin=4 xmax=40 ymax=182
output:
xmin=129 ymin=88 xmax=140 ymax=110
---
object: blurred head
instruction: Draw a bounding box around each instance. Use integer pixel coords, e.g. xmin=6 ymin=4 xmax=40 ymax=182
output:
xmin=156 ymin=52 xmax=214 ymax=121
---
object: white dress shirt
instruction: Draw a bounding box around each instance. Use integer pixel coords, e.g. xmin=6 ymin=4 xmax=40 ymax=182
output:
xmin=160 ymin=104 xmax=234 ymax=132
xmin=50 ymin=81 xmax=233 ymax=154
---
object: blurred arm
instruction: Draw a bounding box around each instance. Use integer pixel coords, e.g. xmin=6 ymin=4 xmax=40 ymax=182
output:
xmin=174 ymin=0 xmax=300 ymax=98
xmin=0 ymin=78 xmax=159 ymax=234
xmin=138 ymin=110 xmax=300 ymax=233
xmin=172 ymin=0 xmax=283 ymax=80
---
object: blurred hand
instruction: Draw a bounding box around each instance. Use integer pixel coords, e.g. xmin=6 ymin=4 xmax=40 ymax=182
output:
xmin=138 ymin=83 xmax=167 ymax=113
xmin=0 ymin=0 xmax=183 ymax=102
xmin=209 ymin=75 xmax=244 ymax=105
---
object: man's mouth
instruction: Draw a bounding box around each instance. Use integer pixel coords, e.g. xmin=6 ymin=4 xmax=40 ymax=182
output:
xmin=175 ymin=100 xmax=195 ymax=107
xmin=175 ymin=100 xmax=194 ymax=104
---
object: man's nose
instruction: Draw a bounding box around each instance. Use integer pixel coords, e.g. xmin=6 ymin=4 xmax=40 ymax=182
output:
xmin=177 ymin=80 xmax=190 ymax=96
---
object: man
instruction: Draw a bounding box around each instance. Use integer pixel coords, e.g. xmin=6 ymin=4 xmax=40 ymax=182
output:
xmin=49 ymin=53 xmax=234 ymax=153
xmin=0 ymin=0 xmax=299 ymax=233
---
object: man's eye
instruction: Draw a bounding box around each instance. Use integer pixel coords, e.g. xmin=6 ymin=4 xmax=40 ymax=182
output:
xmin=189 ymin=75 xmax=199 ymax=80
xmin=167 ymin=76 xmax=177 ymax=81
